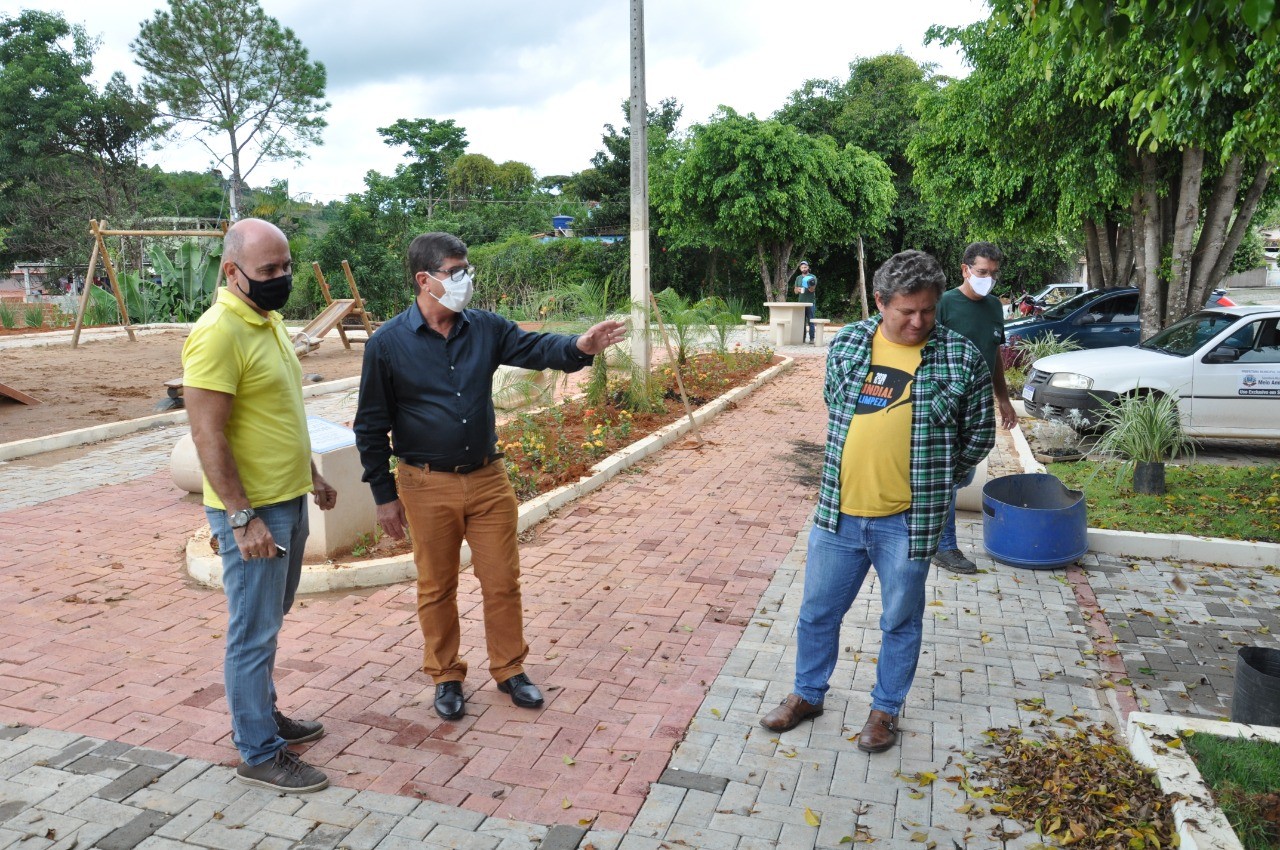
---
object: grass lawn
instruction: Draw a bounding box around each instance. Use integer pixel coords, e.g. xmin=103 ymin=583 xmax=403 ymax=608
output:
xmin=1184 ymin=733 xmax=1280 ymax=850
xmin=1048 ymin=462 xmax=1280 ymax=543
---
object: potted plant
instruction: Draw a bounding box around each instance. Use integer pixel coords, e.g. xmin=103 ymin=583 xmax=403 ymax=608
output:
xmin=1090 ymin=391 xmax=1195 ymax=495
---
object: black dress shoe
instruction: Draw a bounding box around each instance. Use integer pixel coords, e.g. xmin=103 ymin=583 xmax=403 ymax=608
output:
xmin=496 ymin=673 xmax=544 ymax=708
xmin=434 ymin=681 xmax=465 ymax=721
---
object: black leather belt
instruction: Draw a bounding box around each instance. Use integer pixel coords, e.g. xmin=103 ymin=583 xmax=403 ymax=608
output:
xmin=403 ymin=453 xmax=504 ymax=475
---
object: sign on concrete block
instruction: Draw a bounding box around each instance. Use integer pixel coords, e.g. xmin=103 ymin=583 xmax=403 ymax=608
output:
xmin=307 ymin=417 xmax=356 ymax=453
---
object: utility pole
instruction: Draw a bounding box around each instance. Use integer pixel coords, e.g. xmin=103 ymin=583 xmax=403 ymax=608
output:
xmin=629 ymin=0 xmax=651 ymax=377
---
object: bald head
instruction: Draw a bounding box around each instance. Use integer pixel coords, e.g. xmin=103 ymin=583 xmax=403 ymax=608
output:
xmin=222 ymin=218 xmax=293 ymax=314
xmin=223 ymin=218 xmax=288 ymax=266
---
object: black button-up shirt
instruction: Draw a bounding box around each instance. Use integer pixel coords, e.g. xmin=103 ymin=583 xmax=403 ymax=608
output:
xmin=354 ymin=302 xmax=594 ymax=505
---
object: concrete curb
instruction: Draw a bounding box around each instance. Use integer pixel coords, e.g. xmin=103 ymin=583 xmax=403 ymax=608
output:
xmin=0 ymin=376 xmax=362 ymax=463
xmin=1009 ymin=404 xmax=1280 ymax=568
xmin=1126 ymin=711 xmax=1280 ymax=850
xmin=186 ymin=356 xmax=797 ymax=593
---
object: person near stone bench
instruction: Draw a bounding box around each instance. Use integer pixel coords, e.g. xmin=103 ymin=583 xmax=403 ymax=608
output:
xmin=759 ymin=249 xmax=994 ymax=753
xmin=353 ymin=232 xmax=626 ymax=723
xmin=794 ymin=260 xmax=818 ymax=344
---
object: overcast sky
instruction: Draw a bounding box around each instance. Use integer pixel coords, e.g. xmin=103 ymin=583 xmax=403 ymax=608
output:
xmin=29 ymin=0 xmax=989 ymax=203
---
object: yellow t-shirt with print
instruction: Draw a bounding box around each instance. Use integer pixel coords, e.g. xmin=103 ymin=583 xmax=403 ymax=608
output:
xmin=181 ymin=288 xmax=313 ymax=510
xmin=839 ymin=328 xmax=925 ymax=517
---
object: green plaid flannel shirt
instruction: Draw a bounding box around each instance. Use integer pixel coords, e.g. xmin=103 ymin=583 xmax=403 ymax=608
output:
xmin=815 ymin=315 xmax=996 ymax=560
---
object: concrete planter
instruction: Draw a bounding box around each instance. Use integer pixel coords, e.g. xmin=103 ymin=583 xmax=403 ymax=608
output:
xmin=1126 ymin=712 xmax=1280 ymax=850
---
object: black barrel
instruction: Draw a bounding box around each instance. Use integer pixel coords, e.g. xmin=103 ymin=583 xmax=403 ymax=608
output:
xmin=1231 ymin=646 xmax=1280 ymax=727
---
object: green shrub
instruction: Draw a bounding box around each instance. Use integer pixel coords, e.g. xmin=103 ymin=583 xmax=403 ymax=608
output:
xmin=23 ymin=305 xmax=44 ymax=328
xmin=0 ymin=302 xmax=16 ymax=329
xmin=470 ymin=235 xmax=627 ymax=308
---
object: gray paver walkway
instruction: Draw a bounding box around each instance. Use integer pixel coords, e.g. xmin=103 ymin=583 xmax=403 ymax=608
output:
xmin=0 ymin=328 xmax=1276 ymax=849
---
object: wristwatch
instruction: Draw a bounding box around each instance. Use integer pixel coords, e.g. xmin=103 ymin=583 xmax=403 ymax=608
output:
xmin=228 ymin=508 xmax=257 ymax=529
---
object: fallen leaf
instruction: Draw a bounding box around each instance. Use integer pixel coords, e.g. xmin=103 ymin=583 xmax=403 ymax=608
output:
xmin=804 ymin=806 xmax=821 ymax=826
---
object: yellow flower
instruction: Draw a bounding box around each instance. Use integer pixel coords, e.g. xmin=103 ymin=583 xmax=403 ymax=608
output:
xmin=594 ymin=439 xmax=605 ymax=447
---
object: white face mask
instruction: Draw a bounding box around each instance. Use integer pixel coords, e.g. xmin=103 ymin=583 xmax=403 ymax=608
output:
xmin=969 ymin=275 xmax=995 ymax=297
xmin=428 ymin=271 xmax=474 ymax=313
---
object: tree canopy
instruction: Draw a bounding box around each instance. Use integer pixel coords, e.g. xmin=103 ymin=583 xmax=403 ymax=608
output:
xmin=0 ymin=10 xmax=156 ymax=267
xmin=658 ymin=108 xmax=895 ymax=302
xmin=911 ymin=7 xmax=1280 ymax=331
xmin=133 ymin=0 xmax=328 ymax=221
xmin=984 ymin=0 xmax=1280 ymax=329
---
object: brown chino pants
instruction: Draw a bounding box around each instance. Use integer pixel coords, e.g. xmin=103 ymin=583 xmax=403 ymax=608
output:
xmin=395 ymin=461 xmax=528 ymax=684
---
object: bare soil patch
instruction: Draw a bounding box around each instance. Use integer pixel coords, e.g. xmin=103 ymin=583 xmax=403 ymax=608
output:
xmin=0 ymin=330 xmax=366 ymax=443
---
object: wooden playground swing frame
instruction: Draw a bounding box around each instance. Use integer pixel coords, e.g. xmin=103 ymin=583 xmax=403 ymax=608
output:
xmin=70 ymin=219 xmax=375 ymax=357
xmin=71 ymin=218 xmax=228 ymax=347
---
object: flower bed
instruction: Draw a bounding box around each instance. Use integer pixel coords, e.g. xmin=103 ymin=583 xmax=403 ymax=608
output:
xmin=342 ymin=346 xmax=778 ymax=562
xmin=499 ymin=347 xmax=777 ymax=500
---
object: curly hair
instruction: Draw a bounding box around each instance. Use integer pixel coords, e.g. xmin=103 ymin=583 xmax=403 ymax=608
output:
xmin=872 ymin=250 xmax=946 ymax=305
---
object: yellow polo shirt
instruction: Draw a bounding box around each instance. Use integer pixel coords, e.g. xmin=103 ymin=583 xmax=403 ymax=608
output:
xmin=181 ymin=288 xmax=312 ymax=510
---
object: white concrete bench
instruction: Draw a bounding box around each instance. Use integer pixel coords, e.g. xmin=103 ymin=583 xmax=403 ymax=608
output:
xmin=741 ymin=314 xmax=762 ymax=344
xmin=772 ymin=320 xmax=790 ymax=347
xmin=811 ymin=318 xmax=832 ymax=345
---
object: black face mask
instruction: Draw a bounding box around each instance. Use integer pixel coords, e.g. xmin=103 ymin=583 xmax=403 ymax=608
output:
xmin=234 ymin=264 xmax=293 ymax=312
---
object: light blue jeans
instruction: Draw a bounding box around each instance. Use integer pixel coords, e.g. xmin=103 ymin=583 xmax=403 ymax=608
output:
xmin=938 ymin=467 xmax=977 ymax=552
xmin=794 ymin=511 xmax=929 ymax=716
xmin=206 ymin=496 xmax=308 ymax=765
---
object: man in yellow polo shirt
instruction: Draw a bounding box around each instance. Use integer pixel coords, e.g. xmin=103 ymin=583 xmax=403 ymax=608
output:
xmin=182 ymin=218 xmax=337 ymax=793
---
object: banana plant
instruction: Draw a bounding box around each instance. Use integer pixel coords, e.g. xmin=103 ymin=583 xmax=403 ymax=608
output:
xmin=148 ymin=240 xmax=223 ymax=320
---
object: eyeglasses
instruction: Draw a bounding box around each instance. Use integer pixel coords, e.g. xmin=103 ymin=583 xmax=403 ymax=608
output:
xmin=431 ymin=265 xmax=476 ymax=283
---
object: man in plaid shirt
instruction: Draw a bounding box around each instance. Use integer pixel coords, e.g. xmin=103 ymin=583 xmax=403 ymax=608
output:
xmin=760 ymin=250 xmax=995 ymax=753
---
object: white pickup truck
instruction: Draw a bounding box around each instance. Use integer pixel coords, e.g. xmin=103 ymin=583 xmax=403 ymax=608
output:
xmin=1023 ymin=306 xmax=1280 ymax=438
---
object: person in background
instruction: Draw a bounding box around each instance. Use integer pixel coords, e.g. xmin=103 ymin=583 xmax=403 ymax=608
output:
xmin=934 ymin=242 xmax=1018 ymax=575
xmin=794 ymin=261 xmax=818 ymax=344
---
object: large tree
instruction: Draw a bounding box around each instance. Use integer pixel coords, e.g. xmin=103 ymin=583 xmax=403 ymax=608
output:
xmin=909 ymin=24 xmax=1133 ymax=289
xmin=0 ymin=10 xmax=156 ymax=266
xmin=377 ymin=117 xmax=468 ymax=218
xmin=955 ymin=3 xmax=1280 ymax=331
xmin=658 ymin=108 xmax=895 ymax=302
xmin=133 ymin=0 xmax=328 ymax=221
xmin=574 ymin=98 xmax=683 ymax=230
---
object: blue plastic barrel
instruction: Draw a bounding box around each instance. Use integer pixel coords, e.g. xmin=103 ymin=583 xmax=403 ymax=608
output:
xmin=552 ymin=215 xmax=574 ymax=230
xmin=981 ymin=473 xmax=1088 ymax=570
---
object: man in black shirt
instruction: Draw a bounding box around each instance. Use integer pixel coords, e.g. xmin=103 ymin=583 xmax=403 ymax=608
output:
xmin=354 ymin=232 xmax=626 ymax=722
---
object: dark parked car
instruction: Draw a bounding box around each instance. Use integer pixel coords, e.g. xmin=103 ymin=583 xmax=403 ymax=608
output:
xmin=1005 ymin=286 xmax=1235 ymax=350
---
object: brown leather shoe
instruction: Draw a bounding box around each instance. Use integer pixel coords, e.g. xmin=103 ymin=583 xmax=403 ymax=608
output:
xmin=759 ymin=694 xmax=823 ymax=732
xmin=857 ymin=709 xmax=899 ymax=753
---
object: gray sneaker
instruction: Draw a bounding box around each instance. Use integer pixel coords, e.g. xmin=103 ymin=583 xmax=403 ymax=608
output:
xmin=236 ymin=748 xmax=328 ymax=793
xmin=274 ymin=709 xmax=324 ymax=744
xmin=934 ymin=548 xmax=978 ymax=575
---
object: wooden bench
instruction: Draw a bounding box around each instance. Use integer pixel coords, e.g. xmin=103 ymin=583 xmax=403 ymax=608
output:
xmin=811 ymin=318 xmax=832 ymax=345
xmin=741 ymin=314 xmax=762 ymax=344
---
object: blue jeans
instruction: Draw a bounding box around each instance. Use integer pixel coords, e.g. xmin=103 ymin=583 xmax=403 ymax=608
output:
xmin=206 ymin=496 xmax=308 ymax=765
xmin=794 ymin=511 xmax=929 ymax=716
xmin=803 ymin=304 xmax=815 ymax=341
xmin=938 ymin=467 xmax=977 ymax=551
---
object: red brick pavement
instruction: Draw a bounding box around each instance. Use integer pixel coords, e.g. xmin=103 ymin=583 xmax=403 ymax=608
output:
xmin=0 ymin=356 xmax=826 ymax=830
